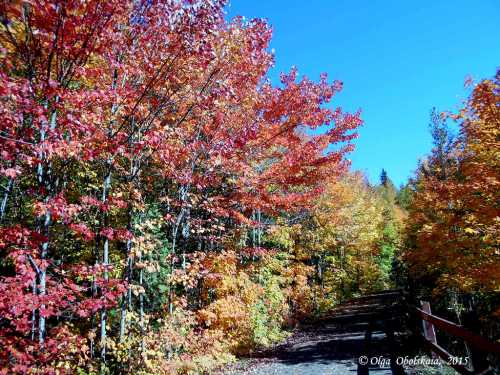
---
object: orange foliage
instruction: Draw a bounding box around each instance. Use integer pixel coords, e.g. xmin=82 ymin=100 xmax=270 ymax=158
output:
xmin=404 ymin=72 xmax=500 ymax=294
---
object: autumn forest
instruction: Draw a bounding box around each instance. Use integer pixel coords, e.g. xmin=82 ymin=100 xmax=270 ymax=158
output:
xmin=0 ymin=1 xmax=498 ymax=374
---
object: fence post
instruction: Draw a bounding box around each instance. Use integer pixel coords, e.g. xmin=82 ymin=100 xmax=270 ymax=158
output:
xmin=420 ymin=301 xmax=438 ymax=359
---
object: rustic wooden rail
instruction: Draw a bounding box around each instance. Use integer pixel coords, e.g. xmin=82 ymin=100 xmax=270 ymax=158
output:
xmin=415 ymin=303 xmax=500 ymax=375
xmin=330 ymin=290 xmax=499 ymax=374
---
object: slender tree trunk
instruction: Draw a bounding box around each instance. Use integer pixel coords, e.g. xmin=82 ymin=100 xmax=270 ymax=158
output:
xmin=119 ymin=124 xmax=139 ymax=342
xmin=0 ymin=178 xmax=13 ymax=222
xmin=100 ymin=166 xmax=111 ymax=361
xmin=119 ymin=234 xmax=133 ymax=341
xmin=257 ymin=209 xmax=261 ymax=247
xmin=452 ymin=292 xmax=474 ymax=370
xmin=37 ymin=105 xmax=57 ymax=346
xmin=252 ymin=209 xmax=256 ymax=247
xmin=100 ymin=66 xmax=119 ymax=362
xmin=31 ymin=276 xmax=37 ymax=341
xmin=168 ymin=226 xmax=177 ymax=315
xmin=90 ymin=263 xmax=98 ymax=359
xmin=38 ymin=211 xmax=50 ymax=344
xmin=181 ymin=209 xmax=190 ymax=270
xmin=168 ymin=186 xmax=188 ymax=313
xmin=139 ymin=250 xmax=144 ymax=353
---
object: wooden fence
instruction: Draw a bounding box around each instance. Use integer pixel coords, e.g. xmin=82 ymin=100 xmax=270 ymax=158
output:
xmin=415 ymin=301 xmax=500 ymax=375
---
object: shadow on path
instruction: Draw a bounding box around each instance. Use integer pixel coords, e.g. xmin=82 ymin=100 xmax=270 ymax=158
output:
xmin=225 ymin=290 xmax=418 ymax=375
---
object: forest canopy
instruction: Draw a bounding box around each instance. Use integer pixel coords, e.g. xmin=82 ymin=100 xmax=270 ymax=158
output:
xmin=0 ymin=1 xmax=498 ymax=374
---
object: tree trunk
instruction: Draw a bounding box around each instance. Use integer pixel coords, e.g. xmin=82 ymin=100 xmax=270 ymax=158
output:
xmin=0 ymin=178 xmax=13 ymax=222
xmin=100 ymin=166 xmax=112 ymax=361
xmin=139 ymin=251 xmax=145 ymax=353
xmin=257 ymin=209 xmax=262 ymax=247
xmin=119 ymin=235 xmax=133 ymax=342
xmin=100 ymin=66 xmax=118 ymax=361
xmin=37 ymin=105 xmax=57 ymax=346
xmin=31 ymin=275 xmax=37 ymax=341
xmin=38 ymin=211 xmax=50 ymax=345
xmin=168 ymin=226 xmax=178 ymax=315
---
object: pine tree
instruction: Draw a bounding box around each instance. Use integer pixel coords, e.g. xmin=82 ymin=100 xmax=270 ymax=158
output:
xmin=380 ymin=168 xmax=388 ymax=186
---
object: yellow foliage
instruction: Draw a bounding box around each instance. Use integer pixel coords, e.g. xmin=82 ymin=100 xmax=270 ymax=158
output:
xmin=404 ymin=73 xmax=500 ymax=294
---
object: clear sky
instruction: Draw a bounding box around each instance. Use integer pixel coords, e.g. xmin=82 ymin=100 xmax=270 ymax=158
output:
xmin=226 ymin=0 xmax=500 ymax=187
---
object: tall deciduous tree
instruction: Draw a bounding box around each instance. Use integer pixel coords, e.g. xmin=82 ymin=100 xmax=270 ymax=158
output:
xmin=404 ymin=71 xmax=500 ymax=296
xmin=1 ymin=1 xmax=362 ymax=373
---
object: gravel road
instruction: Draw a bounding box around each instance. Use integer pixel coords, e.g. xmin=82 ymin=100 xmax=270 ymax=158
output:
xmin=222 ymin=321 xmax=399 ymax=375
xmin=220 ymin=292 xmax=447 ymax=375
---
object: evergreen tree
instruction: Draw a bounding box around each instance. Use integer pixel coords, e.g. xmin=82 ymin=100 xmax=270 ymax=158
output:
xmin=380 ymin=168 xmax=388 ymax=186
xmin=378 ymin=169 xmax=397 ymax=205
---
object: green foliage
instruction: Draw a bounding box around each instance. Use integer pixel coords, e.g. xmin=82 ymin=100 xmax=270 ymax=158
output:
xmin=396 ymin=183 xmax=413 ymax=210
xmin=138 ymin=205 xmax=172 ymax=312
xmin=250 ymin=281 xmax=288 ymax=348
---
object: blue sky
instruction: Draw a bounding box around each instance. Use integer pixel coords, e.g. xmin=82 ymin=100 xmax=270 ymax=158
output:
xmin=226 ymin=0 xmax=500 ymax=187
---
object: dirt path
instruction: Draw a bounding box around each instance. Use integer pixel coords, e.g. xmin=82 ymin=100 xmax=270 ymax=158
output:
xmin=221 ymin=291 xmax=423 ymax=375
xmin=223 ymin=321 xmax=396 ymax=374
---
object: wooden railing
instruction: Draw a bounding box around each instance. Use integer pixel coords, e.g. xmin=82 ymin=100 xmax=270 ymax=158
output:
xmin=415 ymin=301 xmax=500 ymax=375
